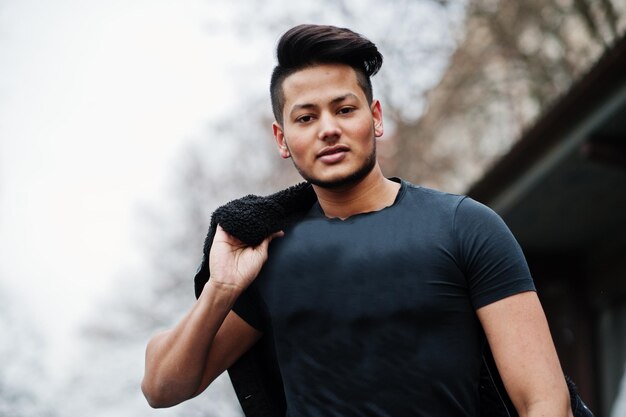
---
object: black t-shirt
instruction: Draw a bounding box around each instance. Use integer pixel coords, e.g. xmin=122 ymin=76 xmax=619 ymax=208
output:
xmin=233 ymin=179 xmax=535 ymax=417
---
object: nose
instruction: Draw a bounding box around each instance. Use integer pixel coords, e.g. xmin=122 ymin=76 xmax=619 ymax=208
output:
xmin=317 ymin=112 xmax=341 ymax=142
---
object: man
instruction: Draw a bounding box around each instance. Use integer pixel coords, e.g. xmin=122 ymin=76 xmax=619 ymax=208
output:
xmin=142 ymin=24 xmax=573 ymax=416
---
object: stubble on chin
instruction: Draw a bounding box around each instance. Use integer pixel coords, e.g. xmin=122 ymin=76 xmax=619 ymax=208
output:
xmin=292 ymin=141 xmax=377 ymax=190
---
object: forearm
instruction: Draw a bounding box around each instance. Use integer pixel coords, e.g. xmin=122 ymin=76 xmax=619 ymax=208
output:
xmin=508 ymin=362 xmax=572 ymax=417
xmin=141 ymin=281 xmax=239 ymax=408
xmin=523 ymin=396 xmax=573 ymax=417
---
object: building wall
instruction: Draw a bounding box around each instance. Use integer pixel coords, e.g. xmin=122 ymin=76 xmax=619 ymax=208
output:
xmin=526 ymin=252 xmax=597 ymax=411
xmin=589 ymin=238 xmax=626 ymax=416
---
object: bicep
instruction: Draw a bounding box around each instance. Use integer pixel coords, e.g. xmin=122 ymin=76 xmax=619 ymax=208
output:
xmin=477 ymin=291 xmax=569 ymax=415
xmin=194 ymin=310 xmax=263 ymax=396
xmin=454 ymin=198 xmax=535 ymax=308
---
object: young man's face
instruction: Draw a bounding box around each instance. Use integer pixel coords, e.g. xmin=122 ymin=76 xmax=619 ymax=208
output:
xmin=273 ymin=63 xmax=383 ymax=189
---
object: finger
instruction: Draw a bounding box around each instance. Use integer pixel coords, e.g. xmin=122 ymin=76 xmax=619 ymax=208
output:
xmin=213 ymin=225 xmax=228 ymax=241
xmin=214 ymin=225 xmax=246 ymax=246
xmin=256 ymin=230 xmax=284 ymax=253
xmin=269 ymin=230 xmax=285 ymax=241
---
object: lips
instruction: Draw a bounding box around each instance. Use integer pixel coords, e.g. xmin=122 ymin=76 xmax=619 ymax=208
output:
xmin=316 ymin=145 xmax=349 ymax=164
xmin=317 ymin=145 xmax=349 ymax=158
xmin=317 ymin=145 xmax=349 ymax=164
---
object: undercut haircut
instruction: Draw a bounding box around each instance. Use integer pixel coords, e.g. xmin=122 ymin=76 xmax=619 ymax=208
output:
xmin=270 ymin=24 xmax=383 ymax=125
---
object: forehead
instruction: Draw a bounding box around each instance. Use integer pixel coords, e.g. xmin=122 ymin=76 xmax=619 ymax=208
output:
xmin=281 ymin=63 xmax=365 ymax=106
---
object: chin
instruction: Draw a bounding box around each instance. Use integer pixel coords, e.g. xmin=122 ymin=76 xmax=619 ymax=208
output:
xmin=303 ymin=162 xmax=376 ymax=190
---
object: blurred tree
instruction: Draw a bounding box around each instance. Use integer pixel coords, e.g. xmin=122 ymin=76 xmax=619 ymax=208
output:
xmin=383 ymin=0 xmax=626 ymax=192
xmin=0 ymin=287 xmax=56 ymax=417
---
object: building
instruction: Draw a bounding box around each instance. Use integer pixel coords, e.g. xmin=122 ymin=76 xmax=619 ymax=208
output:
xmin=468 ymin=33 xmax=626 ymax=417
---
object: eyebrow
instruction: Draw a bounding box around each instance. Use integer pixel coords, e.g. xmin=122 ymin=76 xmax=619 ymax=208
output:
xmin=289 ymin=93 xmax=359 ymax=117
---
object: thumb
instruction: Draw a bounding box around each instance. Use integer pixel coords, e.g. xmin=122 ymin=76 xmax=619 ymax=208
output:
xmin=257 ymin=230 xmax=284 ymax=253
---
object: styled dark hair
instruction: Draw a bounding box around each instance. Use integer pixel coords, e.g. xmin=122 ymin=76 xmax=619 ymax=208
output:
xmin=270 ymin=24 xmax=383 ymax=125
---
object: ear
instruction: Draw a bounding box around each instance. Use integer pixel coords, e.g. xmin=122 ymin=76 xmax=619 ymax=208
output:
xmin=371 ymin=100 xmax=384 ymax=138
xmin=273 ymin=122 xmax=291 ymax=159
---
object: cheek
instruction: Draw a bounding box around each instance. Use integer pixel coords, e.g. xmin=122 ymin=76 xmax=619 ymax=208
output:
xmin=284 ymin=133 xmax=311 ymax=160
xmin=351 ymin=119 xmax=376 ymax=144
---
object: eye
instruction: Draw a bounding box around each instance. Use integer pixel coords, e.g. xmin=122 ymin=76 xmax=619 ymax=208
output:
xmin=338 ymin=107 xmax=355 ymax=115
xmin=296 ymin=115 xmax=313 ymax=124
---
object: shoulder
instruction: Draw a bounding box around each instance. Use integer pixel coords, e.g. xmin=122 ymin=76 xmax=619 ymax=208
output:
xmin=396 ymin=179 xmax=510 ymax=240
xmin=453 ymin=196 xmax=508 ymax=233
xmin=397 ymin=178 xmax=467 ymax=215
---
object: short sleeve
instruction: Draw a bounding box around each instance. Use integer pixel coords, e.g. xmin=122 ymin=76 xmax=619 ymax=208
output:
xmin=232 ymin=280 xmax=269 ymax=332
xmin=454 ymin=197 xmax=536 ymax=309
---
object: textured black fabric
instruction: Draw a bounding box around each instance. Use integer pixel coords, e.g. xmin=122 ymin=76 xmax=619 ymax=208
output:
xmin=194 ymin=182 xmax=316 ymax=298
xmin=193 ymin=179 xmax=594 ymax=417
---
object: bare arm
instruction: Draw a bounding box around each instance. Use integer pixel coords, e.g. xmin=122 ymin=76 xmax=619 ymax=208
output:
xmin=477 ymin=291 xmax=572 ymax=417
xmin=141 ymin=226 xmax=281 ymax=408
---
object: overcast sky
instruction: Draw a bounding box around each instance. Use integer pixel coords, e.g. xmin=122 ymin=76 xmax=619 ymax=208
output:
xmin=0 ymin=0 xmax=251 ymax=377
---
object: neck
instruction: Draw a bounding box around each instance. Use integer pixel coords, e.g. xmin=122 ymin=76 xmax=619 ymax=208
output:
xmin=312 ymin=165 xmax=400 ymax=219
